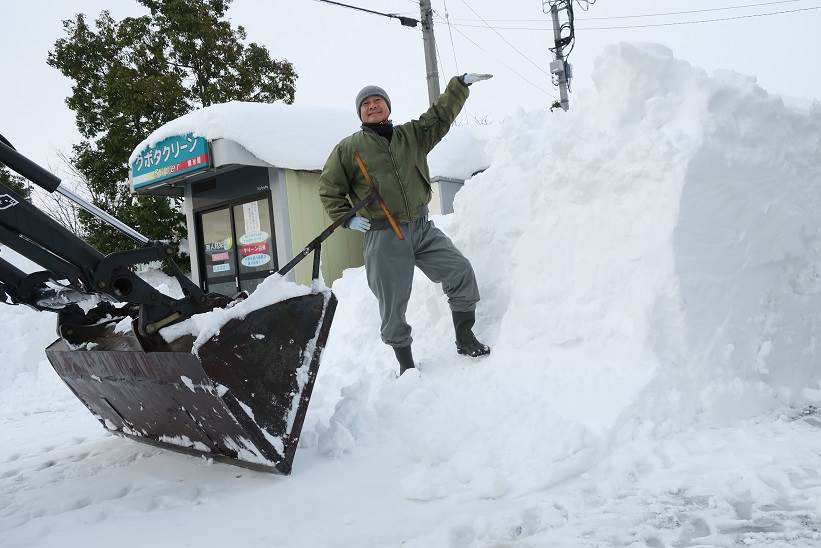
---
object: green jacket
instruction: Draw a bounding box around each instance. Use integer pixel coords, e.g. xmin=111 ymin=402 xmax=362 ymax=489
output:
xmin=319 ymin=76 xmax=469 ymax=226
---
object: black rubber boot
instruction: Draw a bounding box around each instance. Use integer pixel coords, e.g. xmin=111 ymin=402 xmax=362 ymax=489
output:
xmin=452 ymin=310 xmax=491 ymax=357
xmin=393 ymin=346 xmax=416 ymax=375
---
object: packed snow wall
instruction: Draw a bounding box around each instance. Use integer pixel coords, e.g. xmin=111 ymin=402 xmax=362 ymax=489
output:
xmin=665 ymin=62 xmax=821 ymax=422
xmin=304 ymin=43 xmax=821 ymax=494
xmin=448 ymin=42 xmax=821 ymax=425
xmin=576 ymin=43 xmax=821 ymax=424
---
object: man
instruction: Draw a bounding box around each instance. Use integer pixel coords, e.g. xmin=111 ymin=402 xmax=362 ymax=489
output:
xmin=319 ymin=73 xmax=492 ymax=375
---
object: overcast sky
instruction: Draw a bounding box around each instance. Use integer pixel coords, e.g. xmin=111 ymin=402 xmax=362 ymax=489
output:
xmin=3 ymin=0 xmax=820 ymax=176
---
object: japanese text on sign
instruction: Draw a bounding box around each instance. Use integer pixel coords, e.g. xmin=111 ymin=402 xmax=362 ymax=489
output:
xmin=133 ymin=135 xmax=202 ymax=171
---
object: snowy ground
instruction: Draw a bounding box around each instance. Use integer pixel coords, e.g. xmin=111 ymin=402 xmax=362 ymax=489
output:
xmin=3 ymin=43 xmax=821 ymax=547
xmin=4 ymin=376 xmax=821 ymax=547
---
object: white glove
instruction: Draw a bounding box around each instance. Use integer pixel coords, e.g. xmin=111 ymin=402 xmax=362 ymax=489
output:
xmin=462 ymin=73 xmax=493 ymax=85
xmin=346 ymin=216 xmax=371 ymax=232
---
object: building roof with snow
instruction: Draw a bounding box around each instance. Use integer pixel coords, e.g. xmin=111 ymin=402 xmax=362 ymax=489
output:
xmin=129 ymin=101 xmax=490 ymax=181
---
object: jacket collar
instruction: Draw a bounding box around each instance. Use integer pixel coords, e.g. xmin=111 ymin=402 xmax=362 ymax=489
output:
xmin=361 ymin=121 xmax=395 ymax=142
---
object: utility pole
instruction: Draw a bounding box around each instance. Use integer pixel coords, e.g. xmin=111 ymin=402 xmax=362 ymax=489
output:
xmin=544 ymin=0 xmax=574 ymax=111
xmin=549 ymin=3 xmax=570 ymax=111
xmin=419 ymin=0 xmax=441 ymax=106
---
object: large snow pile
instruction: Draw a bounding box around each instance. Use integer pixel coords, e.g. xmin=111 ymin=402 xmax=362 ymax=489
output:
xmin=3 ymin=43 xmax=821 ymax=546
xmin=304 ymin=41 xmax=821 ymax=496
xmin=129 ymin=101 xmax=490 ymax=179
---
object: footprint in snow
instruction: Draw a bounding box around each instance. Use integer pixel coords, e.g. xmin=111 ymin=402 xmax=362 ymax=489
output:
xmin=108 ymin=484 xmax=133 ymax=500
xmin=35 ymin=460 xmax=57 ymax=471
xmin=70 ymin=497 xmax=93 ymax=510
xmin=92 ymin=509 xmax=109 ymax=523
xmin=1 ymin=469 xmax=19 ymax=479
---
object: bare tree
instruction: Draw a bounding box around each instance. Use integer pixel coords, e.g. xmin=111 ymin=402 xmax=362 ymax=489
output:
xmin=452 ymin=113 xmax=494 ymax=127
xmin=35 ymin=151 xmax=87 ymax=238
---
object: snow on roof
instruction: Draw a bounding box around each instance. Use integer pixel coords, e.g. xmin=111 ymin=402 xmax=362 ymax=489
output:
xmin=129 ymin=101 xmax=489 ymax=180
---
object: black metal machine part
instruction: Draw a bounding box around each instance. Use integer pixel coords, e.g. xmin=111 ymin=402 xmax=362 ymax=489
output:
xmin=0 ymin=132 xmax=368 ymax=473
xmin=0 ymin=136 xmax=230 ymax=337
xmin=46 ymin=289 xmax=338 ymax=474
xmin=0 ymin=133 xmax=374 ymax=332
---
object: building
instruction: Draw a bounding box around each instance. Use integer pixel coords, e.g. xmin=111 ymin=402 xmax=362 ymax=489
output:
xmin=128 ymin=102 xmax=488 ymax=295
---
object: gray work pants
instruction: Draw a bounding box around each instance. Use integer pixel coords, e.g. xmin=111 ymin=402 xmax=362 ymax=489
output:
xmin=363 ymin=215 xmax=480 ymax=349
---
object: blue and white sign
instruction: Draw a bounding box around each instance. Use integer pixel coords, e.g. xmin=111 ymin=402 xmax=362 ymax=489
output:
xmin=238 ymin=231 xmax=268 ymax=245
xmin=241 ymin=253 xmax=272 ymax=268
xmin=130 ymin=133 xmax=210 ymax=192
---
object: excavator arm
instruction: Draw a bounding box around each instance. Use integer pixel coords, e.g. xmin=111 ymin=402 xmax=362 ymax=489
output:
xmin=0 ymin=133 xmax=356 ymax=474
xmin=0 ymin=136 xmax=230 ymax=341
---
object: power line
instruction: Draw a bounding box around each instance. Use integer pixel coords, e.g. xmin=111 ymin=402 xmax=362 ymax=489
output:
xmin=434 ymin=12 xmax=552 ymax=97
xmin=574 ymin=0 xmax=597 ymax=11
xmin=431 ymin=26 xmax=475 ymax=124
xmin=434 ymin=31 xmax=446 ymax=79
xmin=447 ymin=0 xmax=808 ymax=22
xmin=447 ymin=5 xmax=821 ymax=31
xmin=578 ymin=0 xmax=807 ymax=20
xmin=440 ymin=0 xmax=473 ymax=125
xmin=456 ymin=0 xmax=550 ymax=76
xmin=581 ymin=4 xmax=821 ymax=29
xmin=443 ymin=0 xmax=462 ymax=76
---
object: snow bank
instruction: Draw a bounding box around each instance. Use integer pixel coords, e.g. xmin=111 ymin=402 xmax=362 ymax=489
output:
xmin=0 ymin=297 xmax=59 ymax=390
xmin=4 ymin=43 xmax=821 ymax=518
xmin=0 ymin=246 xmax=61 ymax=389
xmin=427 ymin=126 xmax=490 ymax=180
xmin=303 ymin=42 xmax=821 ymax=499
xmin=129 ymin=101 xmax=490 ymax=179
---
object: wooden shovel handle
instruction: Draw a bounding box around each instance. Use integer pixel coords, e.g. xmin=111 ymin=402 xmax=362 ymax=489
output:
xmin=353 ymin=151 xmax=405 ymax=240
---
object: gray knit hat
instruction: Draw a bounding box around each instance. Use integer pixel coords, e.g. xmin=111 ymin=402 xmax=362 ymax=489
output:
xmin=355 ymin=85 xmax=391 ymax=119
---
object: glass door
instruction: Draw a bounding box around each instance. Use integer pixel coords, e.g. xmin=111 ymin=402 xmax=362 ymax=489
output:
xmin=196 ymin=195 xmax=277 ymax=296
xmin=233 ymin=198 xmax=276 ymax=294
xmin=199 ymin=207 xmax=238 ymax=296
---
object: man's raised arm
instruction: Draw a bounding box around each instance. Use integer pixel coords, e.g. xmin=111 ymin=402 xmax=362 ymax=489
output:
xmin=410 ymin=73 xmax=493 ymax=153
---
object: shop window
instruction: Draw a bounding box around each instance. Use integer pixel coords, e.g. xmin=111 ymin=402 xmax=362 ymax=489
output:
xmin=196 ymin=195 xmax=276 ymax=296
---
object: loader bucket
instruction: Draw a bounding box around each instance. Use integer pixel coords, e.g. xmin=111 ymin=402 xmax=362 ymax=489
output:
xmin=45 ymin=290 xmax=337 ymax=474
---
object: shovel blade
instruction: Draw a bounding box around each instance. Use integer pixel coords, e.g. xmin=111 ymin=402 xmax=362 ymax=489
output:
xmin=46 ymin=290 xmax=336 ymax=474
